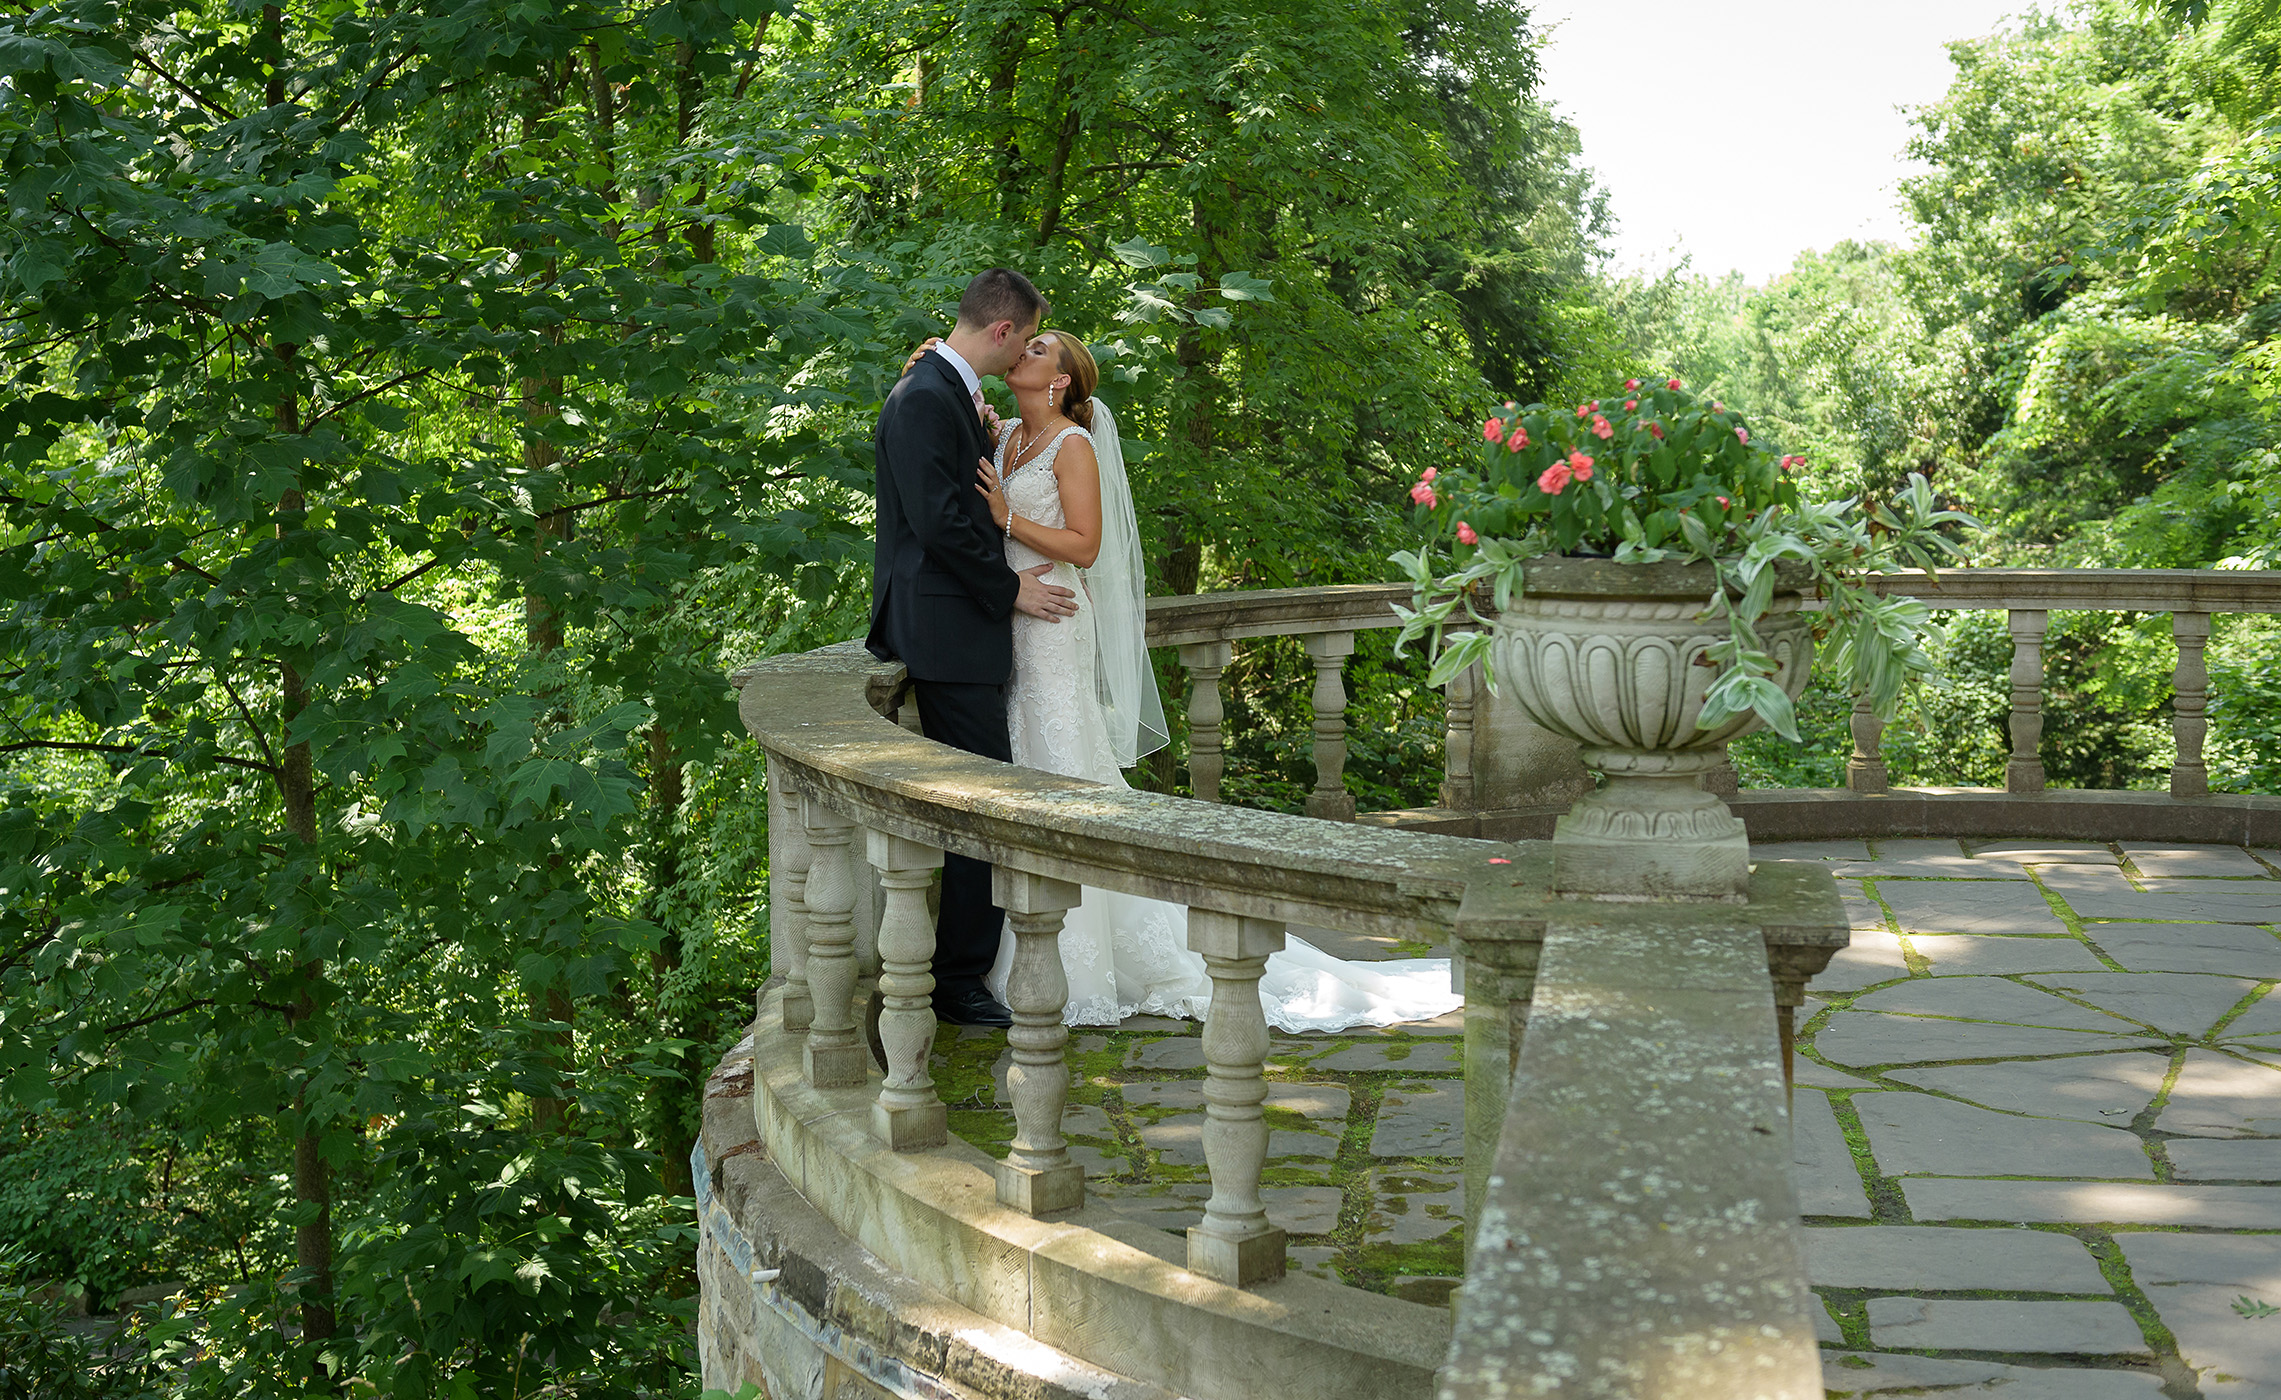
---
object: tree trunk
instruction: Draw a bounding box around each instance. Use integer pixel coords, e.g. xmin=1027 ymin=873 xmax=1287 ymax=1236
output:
xmin=987 ymin=16 xmax=1027 ymax=223
xmin=674 ymin=42 xmax=718 ymax=263
xmin=643 ymin=722 xmax=695 ymax=1199
xmin=1034 ymin=27 xmax=1080 ymax=247
xmin=522 ymin=81 xmax=575 ymax=1130
xmin=275 ymin=332 xmax=337 ymax=1380
xmin=586 ymin=43 xmax=619 ymax=214
xmin=524 ymin=367 xmax=573 ymax=1133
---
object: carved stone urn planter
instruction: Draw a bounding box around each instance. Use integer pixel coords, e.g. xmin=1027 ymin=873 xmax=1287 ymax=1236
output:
xmin=1490 ymin=557 xmax=1814 ymax=901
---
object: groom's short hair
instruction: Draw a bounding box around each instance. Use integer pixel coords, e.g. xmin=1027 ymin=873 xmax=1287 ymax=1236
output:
xmin=956 ymin=269 xmax=1049 ymax=332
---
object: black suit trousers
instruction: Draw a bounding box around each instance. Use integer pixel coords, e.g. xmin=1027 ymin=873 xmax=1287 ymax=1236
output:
xmin=911 ymin=678 xmax=1009 ymax=994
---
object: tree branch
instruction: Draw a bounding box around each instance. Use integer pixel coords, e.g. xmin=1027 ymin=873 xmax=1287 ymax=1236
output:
xmin=300 ymin=368 xmax=434 ymax=433
xmin=0 ymin=740 xmax=281 ymax=778
xmin=377 ymin=553 xmax=450 ymax=593
xmin=104 ymin=999 xmax=217 ymax=1036
xmin=561 ymin=484 xmax=686 ymax=516
xmin=130 ymin=49 xmax=239 ymax=122
xmin=214 ymin=666 xmax=280 ymax=773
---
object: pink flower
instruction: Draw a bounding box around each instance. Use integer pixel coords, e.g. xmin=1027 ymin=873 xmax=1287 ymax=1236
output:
xmin=1483 ymin=417 xmax=1505 ymax=443
xmin=1537 ymin=462 xmax=1574 ymax=495
xmin=1410 ymin=481 xmax=1438 ymax=507
xmin=1735 ymin=426 xmax=1749 ymax=444
xmin=1647 ymin=422 xmax=1665 ymax=440
xmin=1566 ymin=449 xmax=1595 ymax=482
xmin=1780 ymin=454 xmax=1802 ymax=471
xmin=1487 ymin=856 xmax=1512 ymax=864
xmin=1421 ymin=466 xmax=1438 ymax=482
xmin=1667 ymin=378 xmax=1682 ymax=390
xmin=1575 ymin=403 xmax=1589 ymax=418
xmin=1507 ymin=426 xmax=1530 ymax=451
xmin=1717 ymin=495 xmax=1731 ymax=508
xmin=1456 ymin=521 xmax=1478 ymax=545
xmin=1712 ymin=401 xmax=1724 ymax=413
xmin=1503 ymin=400 xmax=1518 ymax=412
xmin=1624 ymin=399 xmax=1637 ymax=411
xmin=1624 ymin=378 xmax=1641 ymax=391
xmin=1590 ymin=414 xmax=1613 ymax=440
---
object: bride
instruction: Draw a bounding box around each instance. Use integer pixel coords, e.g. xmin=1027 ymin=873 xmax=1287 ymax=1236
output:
xmin=906 ymin=332 xmax=1461 ymax=1033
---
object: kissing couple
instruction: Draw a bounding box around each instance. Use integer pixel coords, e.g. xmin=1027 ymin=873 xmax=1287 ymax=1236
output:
xmin=866 ymin=268 xmax=1459 ymax=1032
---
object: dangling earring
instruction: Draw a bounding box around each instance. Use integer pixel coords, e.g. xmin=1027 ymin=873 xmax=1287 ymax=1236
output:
xmin=1049 ymin=385 xmax=1057 ymax=410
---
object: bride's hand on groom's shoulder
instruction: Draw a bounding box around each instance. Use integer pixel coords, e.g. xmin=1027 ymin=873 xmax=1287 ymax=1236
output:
xmin=901 ymin=336 xmax=942 ymax=375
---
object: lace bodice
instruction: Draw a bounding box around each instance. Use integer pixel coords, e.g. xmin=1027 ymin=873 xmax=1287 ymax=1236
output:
xmin=998 ymin=420 xmax=1088 ymax=573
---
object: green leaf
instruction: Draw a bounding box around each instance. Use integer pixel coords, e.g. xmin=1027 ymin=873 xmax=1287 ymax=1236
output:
xmin=1217 ymin=271 xmax=1276 ymax=302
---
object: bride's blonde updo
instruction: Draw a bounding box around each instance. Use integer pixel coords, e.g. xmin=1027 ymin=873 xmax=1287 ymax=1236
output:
xmin=1046 ymin=334 xmax=1101 ymax=431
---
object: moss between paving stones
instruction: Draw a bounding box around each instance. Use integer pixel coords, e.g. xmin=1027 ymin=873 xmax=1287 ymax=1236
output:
xmin=919 ymin=1016 xmax=1469 ymax=1297
xmin=1823 ymin=1089 xmax=1912 ymax=1224
xmin=896 ymin=878 xmax=2277 ymax=1379
xmin=2205 ymin=980 xmax=2278 ymax=1040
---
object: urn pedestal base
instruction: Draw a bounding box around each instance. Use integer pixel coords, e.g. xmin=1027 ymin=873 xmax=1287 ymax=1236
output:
xmin=1552 ymin=751 xmax=1750 ymax=901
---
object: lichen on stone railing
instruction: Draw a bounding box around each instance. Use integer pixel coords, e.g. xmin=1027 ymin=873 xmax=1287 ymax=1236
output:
xmin=706 ymin=566 xmax=2279 ymax=1400
xmin=1148 ymin=568 xmax=2281 ymax=846
xmin=719 ymin=630 xmax=1847 ymax=1399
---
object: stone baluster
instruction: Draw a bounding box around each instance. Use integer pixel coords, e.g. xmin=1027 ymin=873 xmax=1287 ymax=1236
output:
xmin=1440 ymin=657 xmax=1477 ymax=811
xmin=1179 ymin=640 xmax=1232 ymax=804
xmin=994 ymin=869 xmax=1084 ymax=1215
xmin=768 ymin=770 xmax=813 ymax=1032
xmin=2172 ymin=611 xmax=2211 ymax=798
xmin=1302 ymin=631 xmax=1357 ymax=821
xmin=2005 ymin=608 xmax=2048 ymax=794
xmin=869 ymin=829 xmax=946 ymax=1150
xmin=799 ymin=796 xmax=867 ymax=1089
xmin=1847 ymin=693 xmax=1889 ymax=795
xmin=1186 ymin=908 xmax=1289 ymax=1287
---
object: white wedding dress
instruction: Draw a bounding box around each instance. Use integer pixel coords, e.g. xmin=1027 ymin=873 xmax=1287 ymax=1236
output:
xmin=980 ymin=421 xmax=1463 ymax=1032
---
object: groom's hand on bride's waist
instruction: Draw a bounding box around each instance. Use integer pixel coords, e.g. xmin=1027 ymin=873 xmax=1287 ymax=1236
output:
xmin=1015 ymin=562 xmax=1077 ymax=622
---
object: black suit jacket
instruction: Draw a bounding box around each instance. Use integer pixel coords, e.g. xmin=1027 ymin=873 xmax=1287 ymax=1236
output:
xmin=866 ymin=351 xmax=1021 ymax=684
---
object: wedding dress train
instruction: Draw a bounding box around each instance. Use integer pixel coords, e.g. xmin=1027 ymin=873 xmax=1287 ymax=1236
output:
xmin=979 ymin=421 xmax=1462 ymax=1032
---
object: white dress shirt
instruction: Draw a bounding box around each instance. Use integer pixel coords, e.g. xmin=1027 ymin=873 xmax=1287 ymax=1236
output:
xmin=933 ymin=342 xmax=983 ymax=403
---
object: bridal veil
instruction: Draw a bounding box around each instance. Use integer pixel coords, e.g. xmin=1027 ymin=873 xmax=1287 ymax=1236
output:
xmin=1083 ymin=402 xmax=1169 ymax=767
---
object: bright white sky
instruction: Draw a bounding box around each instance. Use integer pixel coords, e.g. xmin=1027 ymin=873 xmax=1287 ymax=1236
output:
xmin=1529 ymin=0 xmax=2033 ymax=284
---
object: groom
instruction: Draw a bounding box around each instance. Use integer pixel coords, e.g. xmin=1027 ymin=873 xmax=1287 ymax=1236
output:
xmin=867 ymin=268 xmax=1076 ymax=1028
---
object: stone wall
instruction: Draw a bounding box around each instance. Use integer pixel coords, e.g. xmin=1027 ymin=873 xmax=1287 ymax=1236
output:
xmin=693 ymin=1028 xmax=1184 ymax=1400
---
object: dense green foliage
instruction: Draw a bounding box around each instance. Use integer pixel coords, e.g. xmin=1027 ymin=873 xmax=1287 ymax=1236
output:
xmin=0 ymin=0 xmax=1603 ymax=1392
xmin=1620 ymin=1 xmax=2281 ymax=793
xmin=4 ymin=0 xmax=2278 ymax=1391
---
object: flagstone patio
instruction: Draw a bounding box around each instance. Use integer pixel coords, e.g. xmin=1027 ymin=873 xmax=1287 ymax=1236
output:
xmin=923 ymin=839 xmax=2281 ymax=1398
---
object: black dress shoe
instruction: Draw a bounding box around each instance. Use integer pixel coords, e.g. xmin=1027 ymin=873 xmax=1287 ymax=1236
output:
xmin=933 ymin=987 xmax=1013 ymax=1028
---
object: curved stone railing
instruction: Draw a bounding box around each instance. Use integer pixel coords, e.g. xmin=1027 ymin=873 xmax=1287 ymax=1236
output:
xmin=1147 ymin=568 xmax=2281 ymax=846
xmin=718 ymin=637 xmax=1843 ymax=1399
xmin=725 ymin=642 xmax=1486 ymax=1399
xmin=705 ymin=565 xmax=2278 ymax=1400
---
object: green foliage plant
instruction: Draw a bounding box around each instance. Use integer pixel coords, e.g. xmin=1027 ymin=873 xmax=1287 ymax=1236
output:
xmin=1391 ymin=379 xmax=1977 ymax=741
xmin=0 ymin=1246 xmax=172 ymax=1400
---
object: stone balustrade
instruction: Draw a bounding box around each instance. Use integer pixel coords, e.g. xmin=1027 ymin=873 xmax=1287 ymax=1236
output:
xmin=1841 ymin=568 xmax=2281 ymax=804
xmin=716 ymin=641 xmax=1485 ymax=1399
xmin=713 ymin=632 xmax=1844 ymax=1399
xmin=1144 ymin=570 xmax=2281 ymax=845
xmin=700 ymin=566 xmax=2281 ymax=1400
